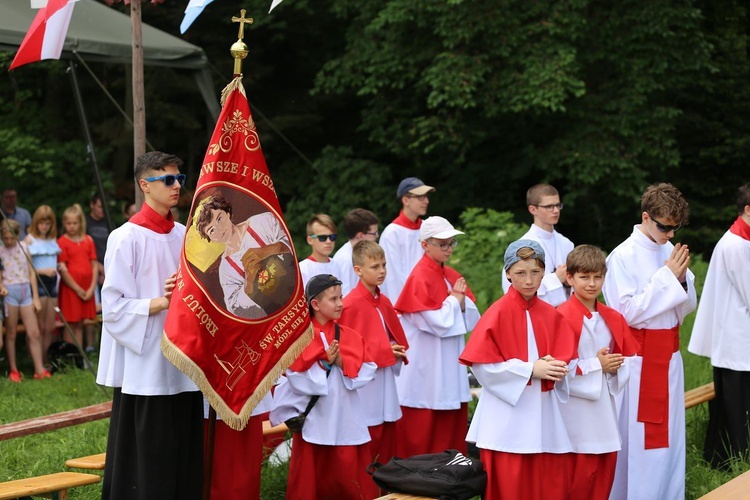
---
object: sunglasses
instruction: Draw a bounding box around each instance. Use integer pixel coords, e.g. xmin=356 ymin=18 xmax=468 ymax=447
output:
xmin=144 ymin=174 xmax=187 ymax=186
xmin=648 ymin=213 xmax=681 ymax=233
xmin=310 ymin=233 xmax=337 ymax=242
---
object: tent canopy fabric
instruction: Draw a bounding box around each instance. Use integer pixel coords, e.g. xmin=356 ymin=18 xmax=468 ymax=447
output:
xmin=0 ymin=0 xmax=219 ymax=117
xmin=1 ymin=0 xmax=206 ymax=68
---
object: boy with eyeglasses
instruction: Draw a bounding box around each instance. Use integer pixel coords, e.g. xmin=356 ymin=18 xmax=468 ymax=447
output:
xmin=97 ymin=151 xmax=203 ymax=500
xmin=393 ymin=216 xmax=480 ymax=458
xmin=332 ymin=208 xmax=380 ymax=296
xmin=602 ymin=182 xmax=696 ymax=500
xmin=299 ymin=213 xmax=344 ymax=288
xmin=380 ymin=177 xmax=435 ymax=301
xmin=502 ymin=183 xmax=573 ymax=307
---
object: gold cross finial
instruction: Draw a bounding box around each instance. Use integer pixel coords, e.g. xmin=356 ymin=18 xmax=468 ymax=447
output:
xmin=232 ymin=9 xmax=253 ymax=40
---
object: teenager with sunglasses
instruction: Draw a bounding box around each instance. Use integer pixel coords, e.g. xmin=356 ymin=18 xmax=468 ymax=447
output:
xmin=298 ymin=213 xmax=345 ymax=289
xmin=501 ymin=183 xmax=574 ymax=307
xmin=602 ymin=182 xmax=696 ymax=500
xmin=97 ymin=152 xmax=203 ymax=500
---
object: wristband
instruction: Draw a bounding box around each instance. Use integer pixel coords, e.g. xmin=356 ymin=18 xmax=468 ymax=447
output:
xmin=320 ymin=360 xmax=332 ymax=371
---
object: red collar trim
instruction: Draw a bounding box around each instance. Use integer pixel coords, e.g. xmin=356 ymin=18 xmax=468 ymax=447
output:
xmin=392 ymin=211 xmax=422 ymax=230
xmin=730 ymin=216 xmax=750 ymax=241
xmin=129 ymin=203 xmax=175 ymax=234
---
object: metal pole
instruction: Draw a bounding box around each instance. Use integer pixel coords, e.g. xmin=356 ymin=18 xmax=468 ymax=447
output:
xmin=67 ymin=60 xmax=114 ymax=231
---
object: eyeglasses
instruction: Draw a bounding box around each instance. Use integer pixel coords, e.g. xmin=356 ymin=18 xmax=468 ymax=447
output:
xmin=427 ymin=239 xmax=458 ymax=251
xmin=310 ymin=234 xmax=338 ymax=242
xmin=144 ymin=174 xmax=187 ymax=186
xmin=535 ymin=202 xmax=563 ymax=211
xmin=648 ymin=213 xmax=681 ymax=233
xmin=364 ymin=230 xmax=379 ymax=238
xmin=406 ymin=194 xmax=429 ymax=201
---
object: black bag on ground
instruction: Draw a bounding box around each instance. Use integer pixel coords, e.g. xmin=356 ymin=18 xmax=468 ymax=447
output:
xmin=368 ymin=449 xmax=487 ymax=500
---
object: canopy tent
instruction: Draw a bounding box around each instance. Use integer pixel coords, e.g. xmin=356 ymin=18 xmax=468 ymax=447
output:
xmin=0 ymin=0 xmax=220 ymax=119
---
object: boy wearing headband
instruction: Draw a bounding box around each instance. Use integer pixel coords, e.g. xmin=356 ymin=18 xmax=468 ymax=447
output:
xmin=460 ymin=239 xmax=575 ymax=500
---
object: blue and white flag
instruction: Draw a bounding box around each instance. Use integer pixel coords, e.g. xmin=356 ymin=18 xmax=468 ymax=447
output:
xmin=181 ymin=0 xmax=284 ymax=34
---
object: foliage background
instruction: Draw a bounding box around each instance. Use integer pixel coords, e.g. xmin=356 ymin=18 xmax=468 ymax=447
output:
xmin=1 ymin=0 xmax=748 ymax=255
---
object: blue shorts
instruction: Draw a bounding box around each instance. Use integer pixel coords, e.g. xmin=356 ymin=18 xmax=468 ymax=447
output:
xmin=5 ymin=283 xmax=33 ymax=307
xmin=37 ymin=274 xmax=58 ymax=298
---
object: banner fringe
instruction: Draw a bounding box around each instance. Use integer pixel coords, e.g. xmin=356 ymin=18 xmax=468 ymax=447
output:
xmin=161 ymin=323 xmax=315 ymax=431
xmin=220 ymin=76 xmax=246 ymax=107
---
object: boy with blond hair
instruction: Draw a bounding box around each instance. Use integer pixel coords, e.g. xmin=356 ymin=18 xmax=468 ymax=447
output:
xmin=557 ymin=245 xmax=639 ymax=499
xmin=502 ymin=183 xmax=574 ymax=306
xmin=339 ymin=240 xmax=408 ymax=464
xmin=332 ymin=208 xmax=380 ymax=296
xmin=602 ymin=182 xmax=696 ymax=500
xmin=298 ymin=213 xmax=343 ymax=287
xmin=270 ymin=274 xmax=378 ymax=500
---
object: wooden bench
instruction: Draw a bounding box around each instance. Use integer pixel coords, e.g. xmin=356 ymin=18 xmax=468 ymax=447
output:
xmin=0 ymin=472 xmax=100 ymax=500
xmin=685 ymin=382 xmax=715 ymax=410
xmin=65 ymin=453 xmax=106 ymax=470
xmin=699 ymin=469 xmax=750 ymax=499
xmin=0 ymin=401 xmax=112 ymax=442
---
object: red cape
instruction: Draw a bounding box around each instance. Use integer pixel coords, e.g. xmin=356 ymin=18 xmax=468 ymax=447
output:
xmin=459 ymin=287 xmax=575 ymax=391
xmin=395 ymin=254 xmax=476 ymax=312
xmin=290 ymin=318 xmax=368 ymax=379
xmin=340 ymin=281 xmax=409 ymax=367
xmin=556 ymin=294 xmax=640 ymax=356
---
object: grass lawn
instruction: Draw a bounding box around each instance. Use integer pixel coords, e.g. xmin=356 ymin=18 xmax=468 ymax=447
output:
xmin=1 ymin=255 xmax=747 ymax=498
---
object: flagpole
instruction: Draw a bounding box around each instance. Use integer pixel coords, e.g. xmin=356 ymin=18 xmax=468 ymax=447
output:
xmin=67 ymin=60 xmax=114 ymax=232
xmin=131 ymin=0 xmax=146 ymax=208
xmin=201 ymin=13 xmax=255 ymax=498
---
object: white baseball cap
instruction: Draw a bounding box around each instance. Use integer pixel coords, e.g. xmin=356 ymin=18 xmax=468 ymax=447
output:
xmin=419 ymin=216 xmax=464 ymax=241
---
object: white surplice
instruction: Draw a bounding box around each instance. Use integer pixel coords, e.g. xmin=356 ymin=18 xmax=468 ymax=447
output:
xmin=331 ymin=241 xmax=357 ymax=297
xmin=97 ymin=222 xmax=198 ymax=396
xmin=380 ymin=223 xmax=422 ymax=301
xmin=602 ymin=225 xmax=697 ymax=500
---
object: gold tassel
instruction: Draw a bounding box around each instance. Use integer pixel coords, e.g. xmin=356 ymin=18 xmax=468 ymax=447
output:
xmin=160 ymin=324 xmax=314 ymax=431
xmin=219 ymin=76 xmax=247 ymax=108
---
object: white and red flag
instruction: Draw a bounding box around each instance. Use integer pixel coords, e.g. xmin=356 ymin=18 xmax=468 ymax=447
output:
xmin=162 ymin=76 xmax=312 ymax=430
xmin=10 ymin=0 xmax=79 ymax=71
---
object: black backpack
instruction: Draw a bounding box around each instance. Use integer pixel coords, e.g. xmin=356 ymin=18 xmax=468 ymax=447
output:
xmin=368 ymin=449 xmax=487 ymax=500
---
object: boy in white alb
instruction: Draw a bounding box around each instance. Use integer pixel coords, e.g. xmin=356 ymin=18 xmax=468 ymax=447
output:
xmin=557 ymin=245 xmax=639 ymax=500
xmin=502 ymin=183 xmax=573 ymax=306
xmin=331 ymin=208 xmax=379 ymax=296
xmin=298 ymin=213 xmax=343 ymax=287
xmin=602 ymin=182 xmax=696 ymax=500
xmin=270 ymin=274 xmax=378 ymax=500
xmin=379 ymin=177 xmax=435 ymax=300
xmin=688 ymin=183 xmax=750 ymax=468
xmin=97 ymin=152 xmax=203 ymax=500
xmin=394 ymin=216 xmax=480 ymax=458
xmin=460 ymin=239 xmax=575 ymax=500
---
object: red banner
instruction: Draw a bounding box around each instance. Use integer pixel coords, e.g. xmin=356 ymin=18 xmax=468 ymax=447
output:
xmin=162 ymin=77 xmax=312 ymax=430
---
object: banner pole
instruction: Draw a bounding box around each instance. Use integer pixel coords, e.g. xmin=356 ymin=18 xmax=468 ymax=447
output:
xmin=203 ymin=406 xmax=217 ymax=500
